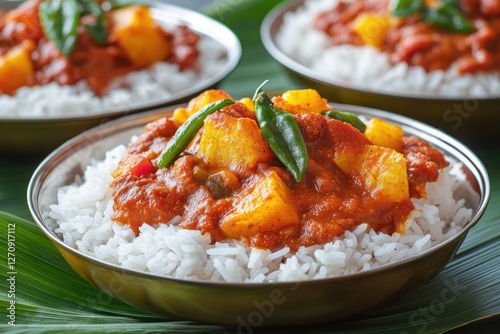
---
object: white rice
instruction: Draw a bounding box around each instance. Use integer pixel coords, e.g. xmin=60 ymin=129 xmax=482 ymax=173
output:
xmin=275 ymin=0 xmax=500 ymax=97
xmin=0 ymin=36 xmax=227 ymax=117
xmin=46 ymin=142 xmax=475 ymax=283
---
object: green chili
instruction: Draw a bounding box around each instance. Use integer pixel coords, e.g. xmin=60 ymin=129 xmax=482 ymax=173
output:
xmin=322 ymin=110 xmax=366 ymax=133
xmin=39 ymin=0 xmax=80 ymax=56
xmin=421 ymin=5 xmax=475 ymax=33
xmin=156 ymin=99 xmax=234 ymax=169
xmin=80 ymin=0 xmax=108 ymax=44
xmin=253 ymin=82 xmax=308 ymax=182
xmin=389 ymin=0 xmax=474 ymax=33
xmin=438 ymin=0 xmax=459 ymax=6
xmin=105 ymin=0 xmax=136 ymax=10
xmin=390 ymin=0 xmax=424 ymax=17
xmin=39 ymin=0 xmax=111 ymax=55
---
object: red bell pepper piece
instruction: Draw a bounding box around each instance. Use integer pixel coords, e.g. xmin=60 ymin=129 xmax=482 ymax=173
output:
xmin=130 ymin=157 xmax=157 ymax=177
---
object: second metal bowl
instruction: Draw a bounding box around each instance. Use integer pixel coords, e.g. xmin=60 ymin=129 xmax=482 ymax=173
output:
xmin=261 ymin=0 xmax=500 ymax=148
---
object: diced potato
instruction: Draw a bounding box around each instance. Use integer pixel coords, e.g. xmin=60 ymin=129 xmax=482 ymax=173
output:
xmin=238 ymin=97 xmax=254 ymax=112
xmin=237 ymin=97 xmax=256 ymax=118
xmin=186 ymin=89 xmax=233 ymax=117
xmin=0 ymin=40 xmax=35 ymax=95
xmin=353 ymin=14 xmax=392 ymax=48
xmin=335 ymin=145 xmax=409 ymax=202
xmin=220 ymin=171 xmax=300 ymax=239
xmin=172 ymin=90 xmax=234 ymax=126
xmin=273 ymin=89 xmax=330 ymax=114
xmin=196 ymin=112 xmax=273 ymax=171
xmin=172 ymin=107 xmax=189 ymax=126
xmin=364 ymin=118 xmax=404 ymax=151
xmin=111 ymin=5 xmax=171 ymax=67
xmin=360 ymin=146 xmax=409 ymax=202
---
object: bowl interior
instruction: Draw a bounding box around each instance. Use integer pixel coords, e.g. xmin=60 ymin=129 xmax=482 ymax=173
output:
xmin=27 ymin=103 xmax=490 ymax=325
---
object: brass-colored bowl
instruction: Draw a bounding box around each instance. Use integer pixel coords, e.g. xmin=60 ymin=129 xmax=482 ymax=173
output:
xmin=261 ymin=0 xmax=500 ymax=148
xmin=0 ymin=1 xmax=241 ymax=158
xmin=28 ymin=103 xmax=489 ymax=326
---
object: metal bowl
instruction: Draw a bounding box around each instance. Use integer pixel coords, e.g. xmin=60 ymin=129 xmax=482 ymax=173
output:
xmin=27 ymin=101 xmax=489 ymax=327
xmin=261 ymin=0 xmax=500 ymax=148
xmin=0 ymin=0 xmax=241 ymax=158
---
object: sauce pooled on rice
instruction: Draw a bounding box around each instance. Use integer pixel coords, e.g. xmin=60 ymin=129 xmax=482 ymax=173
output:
xmin=110 ymin=88 xmax=448 ymax=252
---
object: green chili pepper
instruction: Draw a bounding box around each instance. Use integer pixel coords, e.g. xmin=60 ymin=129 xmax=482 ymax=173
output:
xmin=79 ymin=0 xmax=108 ymax=44
xmin=39 ymin=0 xmax=80 ymax=56
xmin=438 ymin=0 xmax=459 ymax=7
xmin=39 ymin=0 xmax=111 ymax=55
xmin=253 ymin=82 xmax=308 ymax=182
xmin=157 ymin=99 xmax=234 ymax=169
xmin=322 ymin=110 xmax=366 ymax=133
xmin=105 ymin=0 xmax=136 ymax=10
xmin=421 ymin=5 xmax=475 ymax=33
xmin=390 ymin=0 xmax=424 ymax=17
xmin=389 ymin=0 xmax=474 ymax=33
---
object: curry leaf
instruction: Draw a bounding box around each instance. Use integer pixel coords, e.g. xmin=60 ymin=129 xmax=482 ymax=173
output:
xmin=39 ymin=0 xmax=80 ymax=56
xmin=389 ymin=0 xmax=424 ymax=17
xmin=79 ymin=0 xmax=108 ymax=44
xmin=105 ymin=0 xmax=137 ymax=10
xmin=421 ymin=5 xmax=475 ymax=33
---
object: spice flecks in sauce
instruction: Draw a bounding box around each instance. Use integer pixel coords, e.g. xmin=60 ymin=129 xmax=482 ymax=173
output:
xmin=111 ymin=89 xmax=448 ymax=252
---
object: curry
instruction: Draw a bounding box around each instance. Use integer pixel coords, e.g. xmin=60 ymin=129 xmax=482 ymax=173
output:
xmin=110 ymin=87 xmax=448 ymax=252
xmin=314 ymin=0 xmax=500 ymax=74
xmin=0 ymin=0 xmax=199 ymax=95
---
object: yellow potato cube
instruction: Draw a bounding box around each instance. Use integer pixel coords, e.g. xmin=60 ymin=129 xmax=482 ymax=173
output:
xmin=335 ymin=145 xmax=409 ymax=202
xmin=111 ymin=5 xmax=171 ymax=68
xmin=172 ymin=107 xmax=189 ymax=126
xmin=274 ymin=89 xmax=330 ymax=114
xmin=238 ymin=97 xmax=255 ymax=112
xmin=364 ymin=118 xmax=404 ymax=151
xmin=196 ymin=112 xmax=273 ymax=171
xmin=185 ymin=89 xmax=233 ymax=118
xmin=220 ymin=171 xmax=300 ymax=239
xmin=0 ymin=40 xmax=35 ymax=95
xmin=360 ymin=145 xmax=409 ymax=202
xmin=237 ymin=97 xmax=256 ymax=118
xmin=353 ymin=14 xmax=392 ymax=48
xmin=172 ymin=90 xmax=234 ymax=126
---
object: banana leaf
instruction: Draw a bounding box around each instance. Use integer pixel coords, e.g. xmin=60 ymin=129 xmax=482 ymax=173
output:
xmin=0 ymin=0 xmax=499 ymax=332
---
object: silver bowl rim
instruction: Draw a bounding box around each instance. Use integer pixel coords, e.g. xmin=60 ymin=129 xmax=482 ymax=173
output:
xmin=261 ymin=0 xmax=500 ymax=101
xmin=0 ymin=0 xmax=242 ymax=122
xmin=27 ymin=102 xmax=490 ymax=288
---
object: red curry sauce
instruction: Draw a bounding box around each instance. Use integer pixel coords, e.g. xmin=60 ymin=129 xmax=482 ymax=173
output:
xmin=0 ymin=0 xmax=199 ymax=95
xmin=111 ymin=102 xmax=448 ymax=252
xmin=314 ymin=0 xmax=500 ymax=74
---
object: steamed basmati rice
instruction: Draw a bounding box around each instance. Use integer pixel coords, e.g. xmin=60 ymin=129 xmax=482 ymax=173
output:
xmin=0 ymin=37 xmax=226 ymax=117
xmin=276 ymin=0 xmax=500 ymax=97
xmin=46 ymin=142 xmax=475 ymax=283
